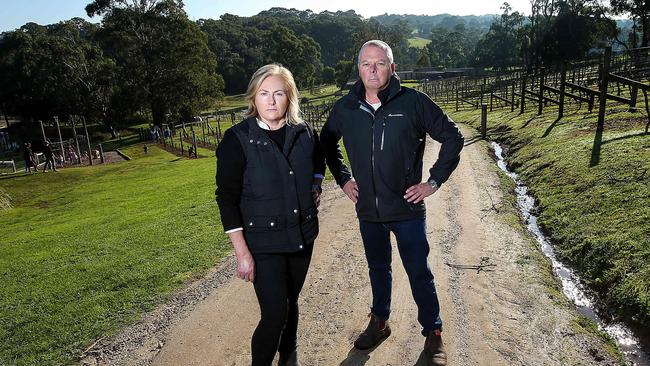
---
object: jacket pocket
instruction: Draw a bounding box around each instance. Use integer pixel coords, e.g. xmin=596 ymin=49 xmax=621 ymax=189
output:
xmin=243 ymin=215 xmax=283 ymax=232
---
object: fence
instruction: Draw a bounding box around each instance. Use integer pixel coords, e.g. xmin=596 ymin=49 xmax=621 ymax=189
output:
xmin=418 ymin=46 xmax=650 ymax=134
xmin=139 ymin=99 xmax=336 ymax=155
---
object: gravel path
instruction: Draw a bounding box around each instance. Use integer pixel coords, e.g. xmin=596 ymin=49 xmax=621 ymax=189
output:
xmin=82 ymin=126 xmax=619 ymax=366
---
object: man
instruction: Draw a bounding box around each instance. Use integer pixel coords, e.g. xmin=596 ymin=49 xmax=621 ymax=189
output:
xmin=42 ymin=141 xmax=57 ymax=172
xmin=320 ymin=40 xmax=464 ymax=366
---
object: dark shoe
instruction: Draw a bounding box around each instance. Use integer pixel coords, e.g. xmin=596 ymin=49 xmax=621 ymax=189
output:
xmin=278 ymin=349 xmax=300 ymax=366
xmin=424 ymin=330 xmax=447 ymax=366
xmin=353 ymin=313 xmax=391 ymax=350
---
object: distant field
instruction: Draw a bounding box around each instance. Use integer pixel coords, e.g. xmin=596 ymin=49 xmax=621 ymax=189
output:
xmin=408 ymin=37 xmax=431 ymax=49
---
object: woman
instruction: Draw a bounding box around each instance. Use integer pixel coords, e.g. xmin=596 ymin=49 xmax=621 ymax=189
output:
xmin=23 ymin=142 xmax=37 ymax=172
xmin=215 ymin=64 xmax=324 ymax=366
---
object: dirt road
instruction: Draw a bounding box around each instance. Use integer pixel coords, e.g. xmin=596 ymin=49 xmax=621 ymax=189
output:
xmin=86 ymin=126 xmax=619 ymax=366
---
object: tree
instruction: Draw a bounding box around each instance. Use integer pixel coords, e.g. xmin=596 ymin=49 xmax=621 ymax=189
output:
xmin=523 ymin=0 xmax=616 ymax=68
xmin=334 ymin=60 xmax=354 ymax=89
xmin=427 ymin=23 xmax=479 ymax=68
xmin=199 ymin=13 xmax=324 ymax=93
xmin=0 ymin=19 xmax=115 ymax=123
xmin=353 ymin=18 xmax=411 ymax=66
xmin=416 ymin=49 xmax=432 ymax=68
xmin=539 ymin=1 xmax=615 ymax=63
xmin=475 ymin=3 xmax=525 ymax=70
xmin=263 ymin=24 xmax=322 ymax=89
xmin=610 ymin=0 xmax=650 ymax=47
xmin=322 ymin=66 xmax=335 ymax=84
xmin=86 ymin=0 xmax=223 ymax=125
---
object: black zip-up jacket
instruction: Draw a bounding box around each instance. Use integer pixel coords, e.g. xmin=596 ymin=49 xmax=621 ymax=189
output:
xmin=320 ymin=75 xmax=464 ymax=222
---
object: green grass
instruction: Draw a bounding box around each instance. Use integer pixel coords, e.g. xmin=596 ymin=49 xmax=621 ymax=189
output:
xmin=407 ymin=37 xmax=431 ymax=49
xmin=0 ymin=145 xmax=231 ymax=365
xmin=447 ymin=101 xmax=650 ymax=327
xmin=0 ymin=121 xmax=348 ymax=365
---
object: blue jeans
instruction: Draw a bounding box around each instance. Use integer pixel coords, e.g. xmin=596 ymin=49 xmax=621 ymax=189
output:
xmin=359 ymin=218 xmax=442 ymax=335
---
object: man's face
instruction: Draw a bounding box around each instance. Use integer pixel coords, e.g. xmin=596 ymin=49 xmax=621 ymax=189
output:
xmin=358 ymin=45 xmax=395 ymax=94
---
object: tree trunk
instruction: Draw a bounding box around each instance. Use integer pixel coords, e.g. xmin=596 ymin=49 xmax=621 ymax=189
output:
xmin=151 ymin=101 xmax=166 ymax=127
xmin=642 ymin=15 xmax=649 ymax=47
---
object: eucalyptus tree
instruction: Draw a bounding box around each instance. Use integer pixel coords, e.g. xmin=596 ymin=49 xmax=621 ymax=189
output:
xmin=610 ymin=0 xmax=650 ymax=47
xmin=86 ymin=0 xmax=223 ymax=125
xmin=0 ymin=19 xmax=115 ymax=123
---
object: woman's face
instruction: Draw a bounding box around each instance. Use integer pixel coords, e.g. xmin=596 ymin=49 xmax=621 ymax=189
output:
xmin=254 ymin=75 xmax=288 ymax=125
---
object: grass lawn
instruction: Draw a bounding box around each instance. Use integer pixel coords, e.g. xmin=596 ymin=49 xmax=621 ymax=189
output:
xmin=446 ymin=101 xmax=650 ymax=327
xmin=407 ymin=37 xmax=431 ymax=49
xmin=0 ymin=145 xmax=231 ymax=365
xmin=0 ymin=125 xmax=349 ymax=365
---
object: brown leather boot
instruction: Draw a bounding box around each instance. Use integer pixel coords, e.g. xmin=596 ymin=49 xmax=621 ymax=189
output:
xmin=353 ymin=313 xmax=392 ymax=350
xmin=424 ymin=329 xmax=447 ymax=366
xmin=278 ymin=349 xmax=300 ymax=366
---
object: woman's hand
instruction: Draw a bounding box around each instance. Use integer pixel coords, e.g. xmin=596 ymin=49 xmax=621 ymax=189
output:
xmin=312 ymin=184 xmax=322 ymax=208
xmin=235 ymin=249 xmax=255 ymax=282
xmin=227 ymin=231 xmax=255 ymax=282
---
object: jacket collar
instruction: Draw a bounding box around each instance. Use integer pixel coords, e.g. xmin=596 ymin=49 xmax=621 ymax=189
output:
xmin=348 ymin=74 xmax=402 ymax=107
xmin=244 ymin=117 xmax=307 ymax=156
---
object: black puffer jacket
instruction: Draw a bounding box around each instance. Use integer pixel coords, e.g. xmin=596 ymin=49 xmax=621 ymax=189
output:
xmin=320 ymin=75 xmax=464 ymax=222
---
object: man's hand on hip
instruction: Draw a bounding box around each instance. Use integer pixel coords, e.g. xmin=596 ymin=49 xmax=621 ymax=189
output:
xmin=404 ymin=183 xmax=438 ymax=203
xmin=342 ymin=179 xmax=359 ymax=203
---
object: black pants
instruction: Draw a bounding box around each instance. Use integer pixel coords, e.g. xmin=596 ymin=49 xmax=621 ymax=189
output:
xmin=251 ymin=245 xmax=313 ymax=366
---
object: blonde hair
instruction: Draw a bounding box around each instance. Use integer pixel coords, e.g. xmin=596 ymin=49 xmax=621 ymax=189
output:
xmin=244 ymin=64 xmax=303 ymax=126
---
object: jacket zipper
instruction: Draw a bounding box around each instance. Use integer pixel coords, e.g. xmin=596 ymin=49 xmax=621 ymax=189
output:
xmin=380 ymin=116 xmax=386 ymax=151
xmin=359 ymin=102 xmax=381 ymax=218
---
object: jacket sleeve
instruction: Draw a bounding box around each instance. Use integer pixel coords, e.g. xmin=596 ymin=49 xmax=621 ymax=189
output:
xmin=215 ymin=128 xmax=245 ymax=232
xmin=416 ymin=91 xmax=464 ymax=186
xmin=320 ymin=105 xmax=352 ymax=187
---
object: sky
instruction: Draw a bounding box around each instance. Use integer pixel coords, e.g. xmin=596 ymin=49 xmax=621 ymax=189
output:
xmin=0 ymin=0 xmax=533 ymax=33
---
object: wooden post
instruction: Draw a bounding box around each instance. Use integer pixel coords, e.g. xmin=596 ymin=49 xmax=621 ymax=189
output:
xmin=597 ymin=47 xmax=612 ymax=129
xmin=455 ymin=88 xmax=459 ymax=112
xmin=557 ymin=61 xmax=567 ymax=119
xmin=39 ymin=120 xmax=47 ymax=143
xmin=82 ymin=116 xmax=93 ymax=166
xmin=99 ymin=143 xmax=105 ymax=164
xmin=54 ymin=116 xmax=65 ymax=162
xmin=520 ymin=73 xmax=526 ymax=114
xmin=192 ymin=130 xmax=198 ymax=158
xmin=0 ymin=102 xmax=9 ymax=127
xmin=538 ymin=67 xmax=545 ymax=115
xmin=202 ymin=120 xmax=206 ymax=145
xmin=629 ymin=85 xmax=639 ymax=112
xmin=71 ymin=118 xmax=82 ymax=165
xmin=162 ymin=124 xmax=167 ymax=148
xmin=180 ymin=131 xmax=184 ymax=155
xmin=489 ymin=91 xmax=494 ymax=112
xmin=481 ymin=104 xmax=488 ymax=139
xmin=511 ymin=80 xmax=516 ymax=112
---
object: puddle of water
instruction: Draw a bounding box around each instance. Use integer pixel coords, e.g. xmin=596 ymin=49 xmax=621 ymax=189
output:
xmin=491 ymin=141 xmax=650 ymax=365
